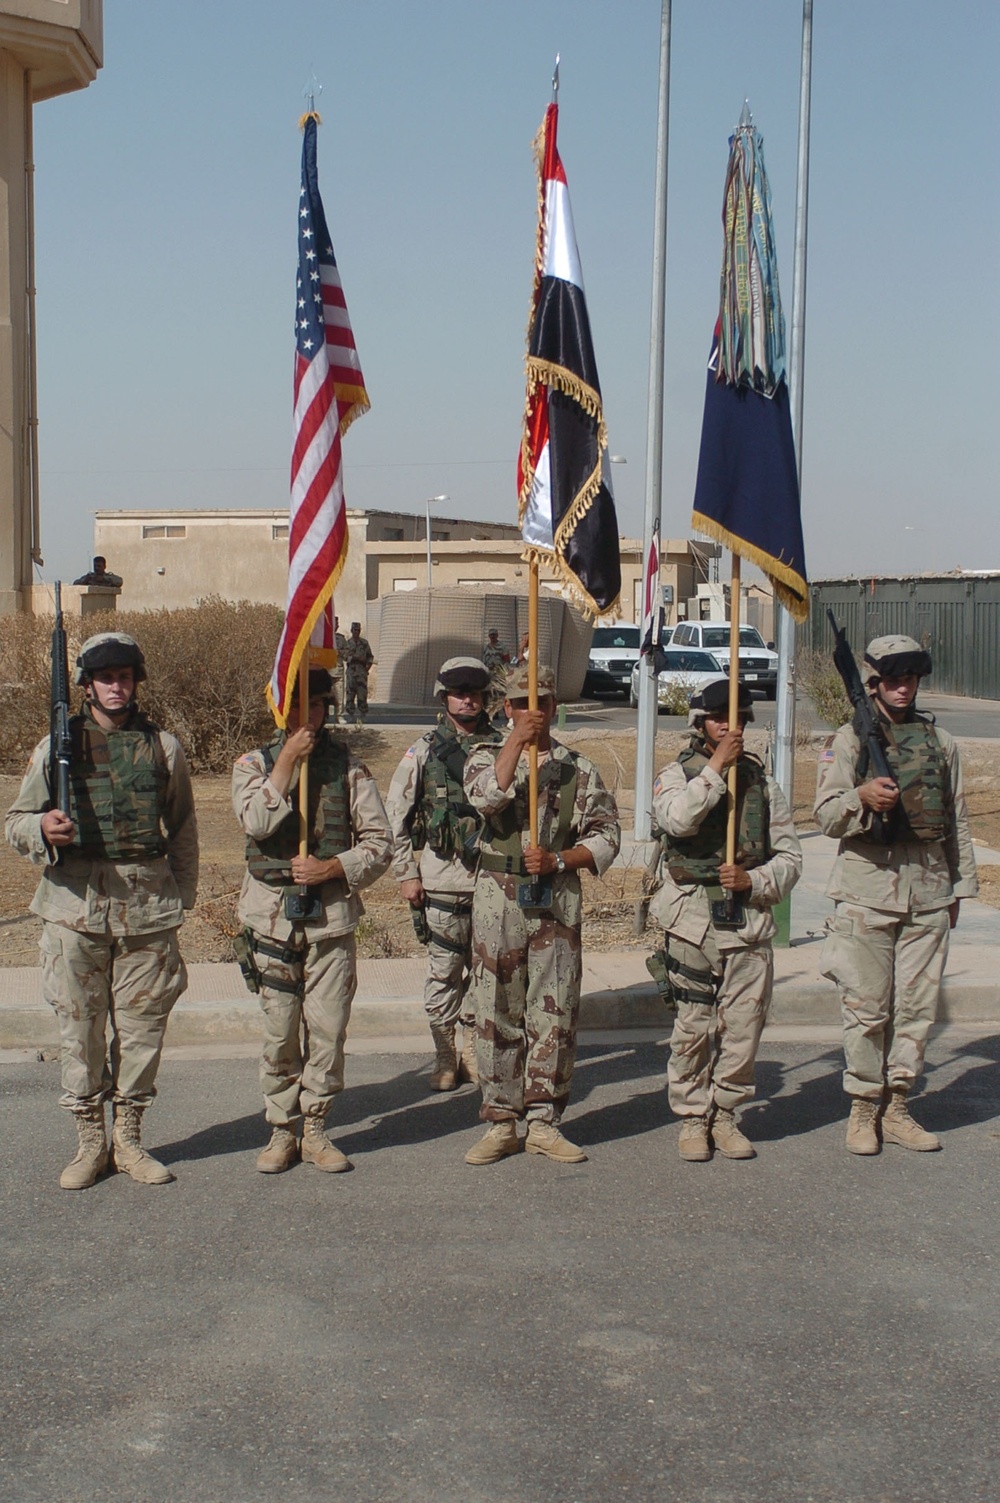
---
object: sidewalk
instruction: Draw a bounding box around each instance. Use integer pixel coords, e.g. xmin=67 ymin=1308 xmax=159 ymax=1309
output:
xmin=2 ymin=832 xmax=999 ymax=1053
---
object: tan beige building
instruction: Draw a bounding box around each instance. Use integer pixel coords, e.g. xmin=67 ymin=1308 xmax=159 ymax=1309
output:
xmin=92 ymin=505 xmax=718 ymax=631
xmin=0 ymin=0 xmax=103 ymax=614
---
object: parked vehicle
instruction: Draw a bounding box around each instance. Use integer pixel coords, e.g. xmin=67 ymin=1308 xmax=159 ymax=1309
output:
xmin=581 ymin=664 xmax=624 ymax=699
xmin=629 ymin=649 xmax=725 ymax=710
xmin=664 ymin=621 xmax=778 ymax=698
xmin=587 ymin=624 xmax=641 ymax=698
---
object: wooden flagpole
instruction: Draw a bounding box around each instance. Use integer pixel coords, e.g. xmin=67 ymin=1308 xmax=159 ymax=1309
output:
xmin=528 ymin=559 xmax=539 ymax=848
xmin=297 ymin=652 xmax=311 ymax=858
xmin=725 ymin=553 xmax=741 ymax=914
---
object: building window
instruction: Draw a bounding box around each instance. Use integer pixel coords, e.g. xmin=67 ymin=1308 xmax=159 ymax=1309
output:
xmin=382 ymin=527 xmax=404 ymax=541
xmin=272 ymin=524 xmax=289 ymax=540
xmin=393 ymin=578 xmax=418 ymax=592
xmin=142 ymin=524 xmax=187 ymax=539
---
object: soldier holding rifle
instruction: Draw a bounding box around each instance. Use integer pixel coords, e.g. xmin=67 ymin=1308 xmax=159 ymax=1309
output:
xmin=815 ymin=626 xmax=979 ymax=1154
xmin=5 ymin=620 xmax=198 ymax=1189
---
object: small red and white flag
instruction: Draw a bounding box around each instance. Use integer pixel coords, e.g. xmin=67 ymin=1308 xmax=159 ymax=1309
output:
xmin=267 ymin=112 xmax=369 ymax=724
xmin=518 ymin=100 xmax=620 ymax=619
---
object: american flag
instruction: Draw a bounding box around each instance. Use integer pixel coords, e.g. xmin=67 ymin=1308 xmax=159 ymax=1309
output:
xmin=268 ymin=112 xmax=369 ymax=724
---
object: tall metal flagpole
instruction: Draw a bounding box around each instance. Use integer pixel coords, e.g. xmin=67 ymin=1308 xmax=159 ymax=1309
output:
xmin=634 ymin=0 xmax=672 ymax=842
xmin=773 ymin=0 xmax=813 ymax=814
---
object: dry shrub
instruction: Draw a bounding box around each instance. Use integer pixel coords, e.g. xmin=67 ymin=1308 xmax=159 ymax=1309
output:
xmin=0 ymin=597 xmax=283 ymax=774
xmin=657 ymin=678 xmax=695 ymax=717
xmin=797 ymin=648 xmax=851 ymax=729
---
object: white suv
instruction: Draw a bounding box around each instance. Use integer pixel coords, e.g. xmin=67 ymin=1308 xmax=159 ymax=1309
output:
xmin=587 ymin=624 xmax=641 ymax=697
xmin=667 ymin=621 xmax=778 ymax=699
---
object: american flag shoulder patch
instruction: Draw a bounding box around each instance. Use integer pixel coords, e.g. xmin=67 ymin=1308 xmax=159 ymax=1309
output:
xmin=819 ymin=737 xmax=835 ymax=763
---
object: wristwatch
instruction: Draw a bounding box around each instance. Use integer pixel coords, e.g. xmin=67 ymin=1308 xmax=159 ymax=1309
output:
xmin=554 ymin=853 xmax=567 ymax=874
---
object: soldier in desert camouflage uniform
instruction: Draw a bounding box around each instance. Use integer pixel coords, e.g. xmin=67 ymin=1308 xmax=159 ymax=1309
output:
xmin=330 ymin=615 xmax=349 ymax=725
xmin=232 ymin=668 xmax=392 ymax=1174
xmin=482 ymin=629 xmax=510 ymax=722
xmin=650 ymin=677 xmax=801 ymax=1162
xmin=814 ymin=635 xmax=978 ymax=1155
xmin=385 ymin=657 xmax=500 ymax=1091
xmin=342 ymin=622 xmax=374 ymax=724
xmin=5 ymin=632 xmax=199 ymax=1189
xmin=462 ymin=662 xmax=620 ymax=1165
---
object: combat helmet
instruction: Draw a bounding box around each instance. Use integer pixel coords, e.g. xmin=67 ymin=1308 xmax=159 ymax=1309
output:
xmin=864 ymin=635 xmax=932 ymax=685
xmin=687 ymin=675 xmax=754 ymax=729
xmin=434 ymin=658 xmax=491 ymax=697
xmin=74 ymin=632 xmax=147 ymax=686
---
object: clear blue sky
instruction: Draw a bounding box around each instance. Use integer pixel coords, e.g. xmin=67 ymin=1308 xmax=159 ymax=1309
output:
xmin=31 ymin=0 xmax=998 ymax=584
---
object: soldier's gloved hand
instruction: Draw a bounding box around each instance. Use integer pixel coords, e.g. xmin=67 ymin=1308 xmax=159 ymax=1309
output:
xmin=400 ymin=878 xmax=425 ymax=906
xmin=858 ymin=776 xmax=899 ymax=813
xmin=41 ymin=809 xmax=75 ymax=847
xmin=523 ymin=845 xmax=556 ymax=876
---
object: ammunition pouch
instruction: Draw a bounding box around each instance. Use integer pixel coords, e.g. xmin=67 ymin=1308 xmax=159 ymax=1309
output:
xmin=232 ymin=928 xmax=304 ymax=998
xmin=410 ymin=905 xmax=432 ymax=947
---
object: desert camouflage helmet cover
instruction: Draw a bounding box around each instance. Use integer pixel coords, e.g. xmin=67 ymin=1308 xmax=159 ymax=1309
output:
xmin=505 ymin=662 xmax=556 ymax=698
xmin=434 ymin=657 xmax=491 ymax=696
xmin=687 ymin=674 xmax=754 ymax=728
xmin=864 ymin=634 xmax=932 ymax=682
xmin=74 ymin=632 xmax=147 ymax=685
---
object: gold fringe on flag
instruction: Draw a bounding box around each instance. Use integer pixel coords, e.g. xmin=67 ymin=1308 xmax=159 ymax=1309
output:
xmin=691 ymin=510 xmax=809 ymax=622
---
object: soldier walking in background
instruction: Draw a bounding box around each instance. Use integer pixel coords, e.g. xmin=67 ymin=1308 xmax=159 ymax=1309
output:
xmin=5 ymin=633 xmax=198 ymax=1189
xmin=342 ymin=621 xmax=374 ymax=725
xmin=482 ymin=628 xmax=510 ymax=721
xmin=649 ymin=678 xmax=801 ymax=1162
xmin=330 ymin=614 xmax=348 ymax=725
xmin=462 ymin=663 xmax=620 ymax=1165
xmin=814 ymin=636 xmax=978 ymax=1154
xmin=232 ymin=668 xmax=392 ymax=1174
xmin=386 ymin=658 xmax=500 ymax=1091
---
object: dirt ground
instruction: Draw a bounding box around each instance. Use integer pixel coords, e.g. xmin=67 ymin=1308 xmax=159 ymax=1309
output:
xmin=3 ymin=726 xmax=1000 ymax=967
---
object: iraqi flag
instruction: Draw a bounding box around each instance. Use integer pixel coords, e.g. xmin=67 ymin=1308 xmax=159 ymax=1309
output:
xmin=691 ymin=114 xmax=807 ymax=621
xmin=518 ymin=102 xmax=621 ymax=619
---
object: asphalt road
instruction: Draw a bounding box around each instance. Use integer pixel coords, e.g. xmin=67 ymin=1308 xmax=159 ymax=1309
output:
xmin=3 ymin=1036 xmax=999 ymax=1503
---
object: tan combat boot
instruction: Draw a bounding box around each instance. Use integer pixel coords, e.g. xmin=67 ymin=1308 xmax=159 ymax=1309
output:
xmin=111 ymin=1103 xmax=174 ymax=1184
xmin=881 ymin=1088 xmax=941 ymax=1151
xmin=711 ymin=1107 xmax=756 ymax=1160
xmin=428 ymin=1024 xmax=458 ymax=1092
xmin=300 ymin=1115 xmax=352 ymax=1172
xmin=60 ymin=1105 xmax=109 ymax=1190
xmin=525 ymin=1120 xmax=588 ymax=1163
xmin=457 ymin=1021 xmax=479 ymax=1085
xmin=845 ymin=1098 xmax=880 ymax=1155
xmin=256 ymin=1123 xmax=299 ymax=1173
xmin=678 ymin=1116 xmax=712 ymax=1162
xmin=464 ymin=1121 xmax=522 ymax=1165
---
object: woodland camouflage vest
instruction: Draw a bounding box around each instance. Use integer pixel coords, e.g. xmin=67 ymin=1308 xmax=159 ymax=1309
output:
xmin=68 ymin=709 xmax=169 ymax=861
xmin=661 ymin=739 xmax=770 ymax=884
xmin=246 ymin=732 xmax=352 ymax=885
xmin=409 ymin=717 xmax=501 ymax=868
xmin=857 ymin=712 xmax=948 ymax=844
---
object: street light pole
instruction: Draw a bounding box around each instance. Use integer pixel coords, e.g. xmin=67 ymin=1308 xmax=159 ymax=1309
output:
xmin=424 ymin=494 xmax=449 ymax=590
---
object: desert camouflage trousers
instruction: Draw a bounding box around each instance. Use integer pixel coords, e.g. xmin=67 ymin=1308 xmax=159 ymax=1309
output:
xmin=344 ymin=666 xmax=369 ymax=719
xmin=469 ymin=873 xmax=582 ymax=1124
xmin=253 ymin=929 xmax=357 ymax=1124
xmin=39 ymin=922 xmax=187 ymax=1114
xmin=820 ymin=901 xmax=950 ymax=1098
xmin=666 ymin=934 xmax=773 ymax=1116
xmin=423 ymin=896 xmax=475 ymax=1030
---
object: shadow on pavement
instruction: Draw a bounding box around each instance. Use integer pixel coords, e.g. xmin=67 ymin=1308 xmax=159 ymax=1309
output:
xmin=741 ymin=1050 xmax=845 ymax=1141
xmin=921 ymin=1031 xmax=1000 ymax=1130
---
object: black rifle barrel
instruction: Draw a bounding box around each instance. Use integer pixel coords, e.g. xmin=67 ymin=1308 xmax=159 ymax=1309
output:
xmin=826 ymin=609 xmax=895 ymax=842
xmin=50 ymin=581 xmax=72 ymax=815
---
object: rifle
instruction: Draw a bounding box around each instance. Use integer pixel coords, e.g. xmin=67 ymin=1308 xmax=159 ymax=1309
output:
xmin=826 ymin=609 xmax=896 ymax=843
xmin=50 ymin=582 xmax=72 ymax=816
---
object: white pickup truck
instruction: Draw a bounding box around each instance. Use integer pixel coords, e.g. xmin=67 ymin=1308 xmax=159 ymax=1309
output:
xmin=665 ymin=621 xmax=778 ymax=699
